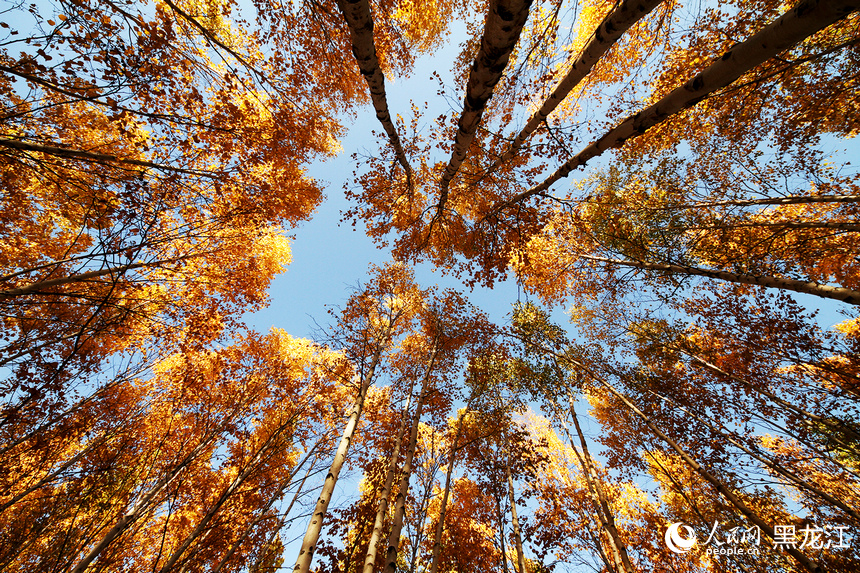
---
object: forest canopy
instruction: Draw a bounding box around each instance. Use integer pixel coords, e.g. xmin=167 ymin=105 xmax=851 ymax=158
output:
xmin=1 ymin=1 xmax=859 ymax=572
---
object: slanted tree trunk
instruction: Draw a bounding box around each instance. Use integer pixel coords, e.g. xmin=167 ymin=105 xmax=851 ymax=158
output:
xmin=549 ymin=408 xmax=621 ymax=573
xmin=363 ymin=383 xmax=415 ymax=573
xmin=669 ymin=343 xmax=860 ymax=445
xmin=496 ymin=0 xmax=860 ymax=210
xmin=495 ymin=0 xmax=664 ymax=166
xmin=334 ymin=0 xmax=414 ymax=188
xmin=157 ymin=419 xmax=296 ymax=573
xmin=588 ymin=369 xmax=825 ymax=573
xmin=437 ymin=0 xmax=534 ymax=211
xmin=579 ymin=254 xmax=860 ymax=304
xmin=673 ymin=220 xmax=860 ymax=233
xmin=565 ymin=391 xmax=634 ymax=573
xmin=383 ymin=341 xmax=440 ymax=573
xmin=293 ymin=341 xmax=387 ymax=573
xmin=0 ymin=136 xmax=206 ymax=175
xmin=642 ymin=384 xmax=860 ymax=522
xmin=211 ymin=446 xmax=320 ymax=573
xmin=671 ymin=193 xmax=860 ymax=210
xmin=504 ymin=452 xmax=527 ymax=573
xmin=495 ymin=493 xmax=511 ymax=573
xmin=428 ymin=410 xmax=467 ymax=573
xmin=0 ymin=429 xmax=112 ymax=514
xmin=539 ymin=373 xmax=633 ymax=573
xmin=68 ymin=436 xmax=218 ymax=573
xmin=408 ymin=458 xmax=439 ymax=573
xmin=0 ymin=255 xmax=194 ymax=298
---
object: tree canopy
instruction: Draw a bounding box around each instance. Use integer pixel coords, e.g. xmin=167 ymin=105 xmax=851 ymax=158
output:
xmin=2 ymin=1 xmax=860 ymax=572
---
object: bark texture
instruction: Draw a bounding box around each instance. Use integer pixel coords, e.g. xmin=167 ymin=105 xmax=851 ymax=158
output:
xmin=593 ymin=374 xmax=825 ymax=573
xmin=383 ymin=344 xmax=439 ymax=573
xmin=497 ymin=0 xmax=860 ymax=210
xmin=438 ymin=0 xmax=534 ymax=210
xmin=496 ymin=0 xmax=664 ymax=166
xmin=335 ymin=0 xmax=414 ymax=187
xmin=69 ymin=437 xmax=216 ymax=573
xmin=567 ymin=395 xmax=635 ymax=573
xmin=293 ymin=345 xmax=385 ymax=573
xmin=363 ymin=389 xmax=414 ymax=573
xmin=428 ymin=412 xmax=466 ymax=573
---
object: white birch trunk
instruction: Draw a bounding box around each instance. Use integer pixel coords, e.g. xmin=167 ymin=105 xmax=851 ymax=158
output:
xmin=335 ymin=0 xmax=414 ymax=187
xmin=590 ymin=371 xmax=825 ymax=573
xmin=383 ymin=343 xmax=439 ymax=573
xmin=428 ymin=411 xmax=466 ymax=573
xmin=580 ymin=254 xmax=860 ymax=304
xmin=497 ymin=0 xmax=860 ymax=210
xmin=496 ymin=0 xmax=664 ymax=166
xmin=68 ymin=437 xmax=216 ymax=573
xmin=363 ymin=386 xmax=414 ymax=573
xmin=566 ymin=394 xmax=634 ymax=573
xmin=438 ymin=0 xmax=533 ymax=209
xmin=504 ymin=456 xmax=527 ymax=573
xmin=292 ymin=344 xmax=385 ymax=573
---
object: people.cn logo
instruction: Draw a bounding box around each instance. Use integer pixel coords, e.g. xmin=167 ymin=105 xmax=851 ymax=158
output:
xmin=665 ymin=523 xmax=697 ymax=554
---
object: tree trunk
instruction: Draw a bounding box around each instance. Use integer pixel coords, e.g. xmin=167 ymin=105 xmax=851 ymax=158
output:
xmin=496 ymin=0 xmax=664 ymax=166
xmin=673 ymin=193 xmax=860 ymax=210
xmin=547 ymin=406 xmax=621 ymax=573
xmin=408 ymin=458 xmax=438 ymax=573
xmin=162 ymin=0 xmax=259 ymax=76
xmin=580 ymin=253 xmax=860 ymax=304
xmin=211 ymin=446 xmax=320 ymax=573
xmin=363 ymin=384 xmax=415 ymax=573
xmin=383 ymin=342 xmax=440 ymax=573
xmin=0 ymin=136 xmax=207 ymax=176
xmin=438 ymin=0 xmax=534 ymax=211
xmin=157 ymin=420 xmax=294 ymax=573
xmin=565 ymin=391 xmax=635 ymax=573
xmin=292 ymin=343 xmax=386 ymax=573
xmin=428 ymin=410 xmax=467 ymax=573
xmin=504 ymin=454 xmax=527 ymax=573
xmin=673 ymin=345 xmax=860 ymax=446
xmin=497 ymin=0 xmax=860 ymax=209
xmin=68 ymin=436 xmax=217 ymax=573
xmin=590 ymin=371 xmax=825 ymax=573
xmin=0 ymin=255 xmax=193 ymax=298
xmin=673 ymin=220 xmax=860 ymax=233
xmin=495 ymin=493 xmax=510 ymax=573
xmin=643 ymin=385 xmax=860 ymax=522
xmin=334 ymin=0 xmax=414 ymax=188
xmin=0 ymin=429 xmax=111 ymax=514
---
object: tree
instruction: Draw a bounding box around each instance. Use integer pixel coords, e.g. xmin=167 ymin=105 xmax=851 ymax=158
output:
xmin=5 ymin=1 xmax=860 ymax=572
xmin=0 ymin=328 xmax=348 ymax=573
xmin=0 ymin=0 xmax=345 ymax=453
xmin=293 ymin=262 xmax=423 ymax=573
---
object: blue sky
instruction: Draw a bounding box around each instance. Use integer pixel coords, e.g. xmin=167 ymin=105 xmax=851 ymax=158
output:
xmin=245 ymin=20 xmax=529 ymax=341
xmin=219 ymin=4 xmax=859 ymax=566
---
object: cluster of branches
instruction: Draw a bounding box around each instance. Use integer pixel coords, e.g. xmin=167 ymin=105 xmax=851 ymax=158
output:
xmin=3 ymin=0 xmax=860 ymax=572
